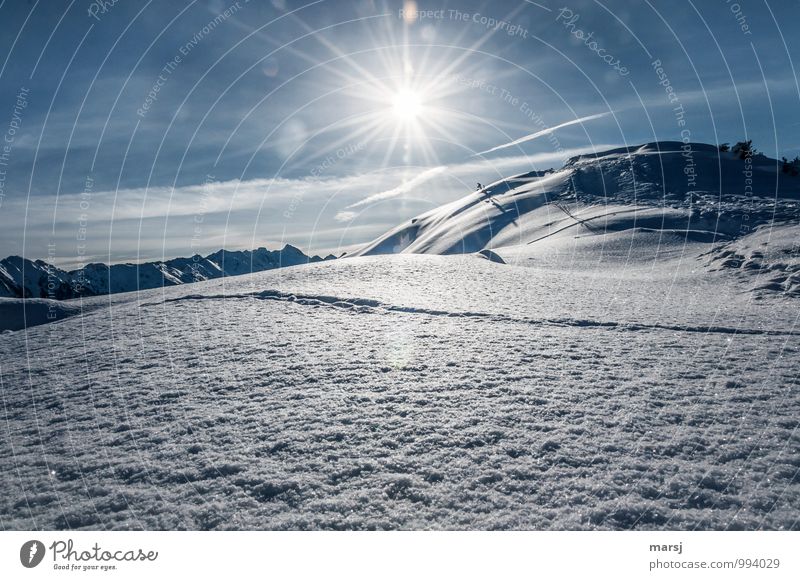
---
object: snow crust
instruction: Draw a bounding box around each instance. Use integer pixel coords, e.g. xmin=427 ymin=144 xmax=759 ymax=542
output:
xmin=1 ymin=251 xmax=797 ymax=530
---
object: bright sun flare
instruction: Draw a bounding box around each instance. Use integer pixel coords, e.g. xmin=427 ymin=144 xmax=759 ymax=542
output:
xmin=391 ymin=89 xmax=422 ymax=120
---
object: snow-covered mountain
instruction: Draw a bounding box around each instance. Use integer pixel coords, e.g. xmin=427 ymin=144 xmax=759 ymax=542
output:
xmin=0 ymin=245 xmax=336 ymax=299
xmin=354 ymin=142 xmax=799 ymax=257
xmin=353 ymin=141 xmax=800 ymax=297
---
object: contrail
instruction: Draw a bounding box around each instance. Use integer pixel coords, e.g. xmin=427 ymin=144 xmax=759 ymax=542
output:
xmin=347 ymin=166 xmax=448 ymax=208
xmin=475 ymin=112 xmax=611 ymax=156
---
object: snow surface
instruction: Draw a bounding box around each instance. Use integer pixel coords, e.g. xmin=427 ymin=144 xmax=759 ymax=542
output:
xmin=1 ymin=250 xmax=798 ymax=530
xmin=1 ymin=143 xmax=798 ymax=530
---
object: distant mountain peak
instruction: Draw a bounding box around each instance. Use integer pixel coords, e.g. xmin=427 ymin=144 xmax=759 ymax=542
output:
xmin=0 ymin=245 xmax=335 ymax=300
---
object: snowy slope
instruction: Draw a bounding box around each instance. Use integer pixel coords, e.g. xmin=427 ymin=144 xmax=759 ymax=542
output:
xmin=352 ymin=142 xmax=800 ymax=262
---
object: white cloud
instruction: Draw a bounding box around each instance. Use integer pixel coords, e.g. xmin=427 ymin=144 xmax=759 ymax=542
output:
xmin=334 ymin=210 xmax=358 ymax=222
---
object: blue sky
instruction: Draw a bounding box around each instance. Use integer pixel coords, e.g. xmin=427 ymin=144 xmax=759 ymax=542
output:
xmin=0 ymin=0 xmax=798 ymax=265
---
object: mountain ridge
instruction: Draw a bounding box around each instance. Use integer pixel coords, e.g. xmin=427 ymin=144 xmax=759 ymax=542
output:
xmin=0 ymin=244 xmax=336 ymax=299
xmin=353 ymin=141 xmax=800 ymax=257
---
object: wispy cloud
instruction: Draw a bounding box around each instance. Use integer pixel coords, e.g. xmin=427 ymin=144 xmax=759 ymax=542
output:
xmin=475 ymin=112 xmax=611 ymax=156
xmin=1 ymin=146 xmax=616 ymax=263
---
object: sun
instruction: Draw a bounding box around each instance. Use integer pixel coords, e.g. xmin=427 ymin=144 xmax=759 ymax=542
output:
xmin=391 ymin=89 xmax=422 ymax=120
